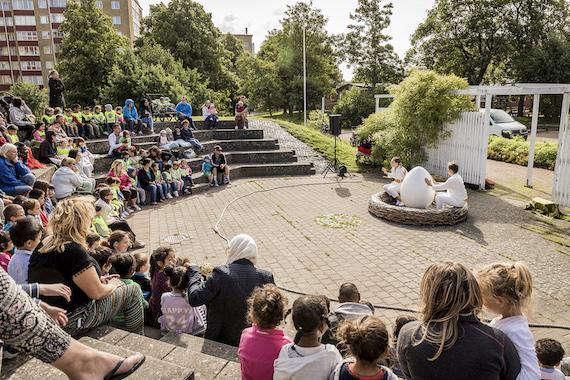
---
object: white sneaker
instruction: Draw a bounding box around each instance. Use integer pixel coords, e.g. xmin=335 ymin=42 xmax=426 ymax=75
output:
xmin=235 ymin=126 xmax=238 ymax=129
xmin=214 ymin=181 xmax=219 ymax=187
xmin=396 ymin=200 xmax=404 ymax=207
xmin=133 ymin=205 xmax=142 ymax=211
xmin=121 ymin=211 xmax=129 ymax=218
xmin=166 ymin=193 xmax=173 ymax=199
xmin=173 ymin=191 xmax=179 ymax=197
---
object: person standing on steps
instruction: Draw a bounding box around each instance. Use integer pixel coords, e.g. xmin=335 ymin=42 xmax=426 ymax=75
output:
xmin=48 ymin=70 xmax=65 ymax=109
xmin=235 ymin=95 xmax=249 ymax=129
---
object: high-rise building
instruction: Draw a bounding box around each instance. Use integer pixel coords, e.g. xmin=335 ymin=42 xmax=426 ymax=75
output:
xmin=0 ymin=0 xmax=142 ymax=92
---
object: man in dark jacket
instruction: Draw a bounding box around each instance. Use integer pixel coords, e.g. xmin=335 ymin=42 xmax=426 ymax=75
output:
xmin=186 ymin=234 xmax=274 ymax=347
xmin=179 ymin=120 xmax=203 ymax=151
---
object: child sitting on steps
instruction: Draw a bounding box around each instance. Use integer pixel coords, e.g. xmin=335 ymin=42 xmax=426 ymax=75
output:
xmin=158 ymin=265 xmax=206 ymax=335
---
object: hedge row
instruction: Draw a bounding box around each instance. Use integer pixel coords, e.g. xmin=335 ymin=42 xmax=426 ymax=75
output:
xmin=487 ymin=136 xmax=558 ymax=170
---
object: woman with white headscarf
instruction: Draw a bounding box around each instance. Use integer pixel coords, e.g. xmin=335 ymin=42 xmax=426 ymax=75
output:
xmin=186 ymin=234 xmax=274 ymax=347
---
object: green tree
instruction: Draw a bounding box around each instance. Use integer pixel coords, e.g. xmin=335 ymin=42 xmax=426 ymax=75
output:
xmin=222 ymin=33 xmax=245 ymax=70
xmin=10 ymin=82 xmax=48 ymax=117
xmin=332 ymin=86 xmax=377 ymax=128
xmin=358 ymin=70 xmax=474 ymax=166
xmin=57 ymin=0 xmax=127 ymax=105
xmin=237 ymin=54 xmax=284 ymax=115
xmin=407 ymin=0 xmax=507 ymax=84
xmin=143 ymin=0 xmax=237 ymax=92
xmin=342 ymin=0 xmax=403 ymax=86
xmin=257 ymin=2 xmax=341 ymax=114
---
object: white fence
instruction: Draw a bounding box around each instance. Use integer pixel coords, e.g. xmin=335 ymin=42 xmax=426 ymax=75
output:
xmin=424 ymin=112 xmax=488 ymax=188
xmin=553 ymin=106 xmax=570 ymax=207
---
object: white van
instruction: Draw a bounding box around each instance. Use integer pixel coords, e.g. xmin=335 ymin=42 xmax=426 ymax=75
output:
xmin=480 ymin=109 xmax=529 ymax=139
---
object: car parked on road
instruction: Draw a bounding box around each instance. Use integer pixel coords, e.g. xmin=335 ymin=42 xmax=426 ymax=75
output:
xmin=480 ymin=109 xmax=529 ymax=139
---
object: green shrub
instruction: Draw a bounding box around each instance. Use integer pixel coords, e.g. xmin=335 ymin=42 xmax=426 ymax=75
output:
xmin=10 ymin=82 xmax=48 ymax=117
xmin=487 ymin=136 xmax=557 ymax=170
xmin=306 ymin=110 xmax=327 ymax=131
xmin=357 ymin=70 xmax=474 ymax=167
xmin=332 ymin=86 xmax=376 ymax=129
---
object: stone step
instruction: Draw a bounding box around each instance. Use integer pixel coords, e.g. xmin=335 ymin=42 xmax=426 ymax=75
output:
xmin=153 ymin=120 xmax=237 ymax=131
xmin=87 ymin=326 xmax=240 ymax=379
xmin=190 ymin=162 xmax=316 ymax=185
xmin=86 ymin=129 xmax=264 ymax=155
xmin=0 ymin=334 xmax=194 ymax=380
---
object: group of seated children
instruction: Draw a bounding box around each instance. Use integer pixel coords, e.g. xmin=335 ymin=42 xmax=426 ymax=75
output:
xmin=382 ymin=157 xmax=468 ymax=209
xmin=237 ymin=267 xmax=570 ymax=380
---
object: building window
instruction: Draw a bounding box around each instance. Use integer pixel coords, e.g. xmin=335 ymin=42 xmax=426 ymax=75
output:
xmin=111 ymin=1 xmax=119 ymax=9
xmin=0 ymin=62 xmax=12 ymax=69
xmin=16 ymin=31 xmax=37 ymax=41
xmin=22 ymin=75 xmax=43 ymax=85
xmin=0 ymin=17 xmax=13 ymax=26
xmin=49 ymin=0 xmax=66 ymax=7
xmin=0 ymin=46 xmax=17 ymax=55
xmin=44 ymin=61 xmax=54 ymax=69
xmin=112 ymin=16 xmax=121 ymax=25
xmin=0 ymin=33 xmax=15 ymax=41
xmin=40 ymin=15 xmax=49 ymax=24
xmin=52 ymin=29 xmax=64 ymax=38
xmin=18 ymin=45 xmax=39 ymax=55
xmin=0 ymin=1 xmax=11 ymax=10
xmin=42 ymin=31 xmax=50 ymax=39
xmin=0 ymin=75 xmax=12 ymax=85
xmin=14 ymin=15 xmax=35 ymax=25
xmin=50 ymin=13 xmax=64 ymax=23
xmin=95 ymin=0 xmax=102 ymax=8
xmin=20 ymin=61 xmax=42 ymax=70
xmin=43 ymin=45 xmax=52 ymax=54
xmin=11 ymin=0 xmax=33 ymax=10
xmin=38 ymin=0 xmax=46 ymax=8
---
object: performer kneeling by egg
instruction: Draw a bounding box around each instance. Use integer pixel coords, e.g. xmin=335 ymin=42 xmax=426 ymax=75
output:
xmin=425 ymin=161 xmax=468 ymax=209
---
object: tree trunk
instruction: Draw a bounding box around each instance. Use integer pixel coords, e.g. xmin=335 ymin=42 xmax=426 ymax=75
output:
xmin=517 ymin=95 xmax=525 ymax=117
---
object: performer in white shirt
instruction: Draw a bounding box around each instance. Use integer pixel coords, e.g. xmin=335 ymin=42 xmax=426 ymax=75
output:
xmin=382 ymin=157 xmax=408 ymax=201
xmin=425 ymin=161 xmax=468 ymax=209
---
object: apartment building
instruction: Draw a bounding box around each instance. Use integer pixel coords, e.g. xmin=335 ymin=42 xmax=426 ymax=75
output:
xmin=0 ymin=0 xmax=142 ymax=92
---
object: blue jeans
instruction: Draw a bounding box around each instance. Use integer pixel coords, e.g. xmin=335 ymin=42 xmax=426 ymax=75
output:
xmin=159 ymin=182 xmax=169 ymax=198
xmin=144 ymin=184 xmax=157 ymax=203
xmin=141 ymin=117 xmax=154 ymax=132
xmin=125 ymin=118 xmax=141 ymax=133
xmin=186 ymin=138 xmax=203 ymax=151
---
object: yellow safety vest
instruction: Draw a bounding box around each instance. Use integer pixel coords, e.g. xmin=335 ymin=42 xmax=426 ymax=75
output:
xmin=71 ymin=112 xmax=82 ymax=123
xmin=42 ymin=114 xmax=55 ymax=124
xmin=82 ymin=113 xmax=94 ymax=122
xmin=105 ymin=111 xmax=117 ymax=124
xmin=93 ymin=112 xmax=106 ymax=124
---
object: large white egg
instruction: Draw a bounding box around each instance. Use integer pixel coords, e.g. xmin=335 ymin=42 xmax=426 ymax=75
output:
xmin=400 ymin=166 xmax=436 ymax=209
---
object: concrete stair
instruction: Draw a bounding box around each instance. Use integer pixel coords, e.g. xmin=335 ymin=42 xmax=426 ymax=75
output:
xmin=0 ymin=326 xmax=240 ymax=379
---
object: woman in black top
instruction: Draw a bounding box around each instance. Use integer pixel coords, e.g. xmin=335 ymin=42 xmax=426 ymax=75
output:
xmin=38 ymin=130 xmax=60 ymax=165
xmin=48 ymin=70 xmax=65 ymax=109
xmin=137 ymin=158 xmax=162 ymax=205
xmin=396 ymin=262 xmax=521 ymax=380
xmin=28 ymin=196 xmax=145 ymax=337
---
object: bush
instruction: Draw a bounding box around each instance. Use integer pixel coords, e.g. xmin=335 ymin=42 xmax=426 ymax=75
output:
xmin=357 ymin=70 xmax=474 ymax=167
xmin=10 ymin=82 xmax=48 ymax=117
xmin=487 ymin=136 xmax=557 ymax=170
xmin=332 ymin=86 xmax=376 ymax=129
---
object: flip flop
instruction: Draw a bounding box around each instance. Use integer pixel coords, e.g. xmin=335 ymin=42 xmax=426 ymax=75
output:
xmin=104 ymin=353 xmax=146 ymax=380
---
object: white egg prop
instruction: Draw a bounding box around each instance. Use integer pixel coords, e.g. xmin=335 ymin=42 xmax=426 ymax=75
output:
xmin=399 ymin=166 xmax=436 ymax=209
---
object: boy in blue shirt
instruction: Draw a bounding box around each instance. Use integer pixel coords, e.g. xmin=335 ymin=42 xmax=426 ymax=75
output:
xmin=202 ymin=155 xmax=214 ymax=187
xmin=7 ymin=216 xmax=42 ymax=284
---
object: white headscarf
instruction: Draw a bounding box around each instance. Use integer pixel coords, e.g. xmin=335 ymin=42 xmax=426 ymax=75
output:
xmin=226 ymin=234 xmax=257 ymax=265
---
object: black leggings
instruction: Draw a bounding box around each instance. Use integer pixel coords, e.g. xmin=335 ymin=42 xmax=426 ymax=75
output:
xmin=121 ymin=189 xmax=137 ymax=203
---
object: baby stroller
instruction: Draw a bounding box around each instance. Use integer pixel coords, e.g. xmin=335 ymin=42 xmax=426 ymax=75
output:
xmin=148 ymin=94 xmax=177 ymax=122
xmin=0 ymin=94 xmax=13 ymax=122
xmin=355 ymin=137 xmax=374 ymax=164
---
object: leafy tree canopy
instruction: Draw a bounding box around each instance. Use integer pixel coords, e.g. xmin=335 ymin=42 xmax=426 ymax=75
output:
xmin=57 ymin=0 xmax=128 ymax=104
xmin=341 ymin=0 xmax=403 ymax=86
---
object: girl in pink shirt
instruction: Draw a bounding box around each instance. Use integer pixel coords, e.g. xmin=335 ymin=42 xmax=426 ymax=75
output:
xmin=238 ymin=284 xmax=292 ymax=380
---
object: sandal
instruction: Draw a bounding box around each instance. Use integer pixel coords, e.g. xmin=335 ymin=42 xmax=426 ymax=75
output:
xmin=104 ymin=353 xmax=146 ymax=380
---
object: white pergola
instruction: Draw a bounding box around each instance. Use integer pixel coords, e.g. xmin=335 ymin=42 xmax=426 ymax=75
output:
xmin=375 ymin=84 xmax=570 ymax=207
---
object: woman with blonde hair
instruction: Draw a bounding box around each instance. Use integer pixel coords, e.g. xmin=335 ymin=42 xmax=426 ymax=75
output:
xmin=48 ymin=69 xmax=65 ymax=109
xmin=0 ymin=142 xmax=35 ymax=196
xmin=28 ymin=196 xmax=145 ymax=337
xmin=397 ymin=261 xmax=521 ymax=380
xmin=107 ymin=159 xmax=141 ymax=212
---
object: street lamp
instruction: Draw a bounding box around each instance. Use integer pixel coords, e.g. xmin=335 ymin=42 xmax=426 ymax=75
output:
xmin=303 ymin=24 xmax=307 ymax=126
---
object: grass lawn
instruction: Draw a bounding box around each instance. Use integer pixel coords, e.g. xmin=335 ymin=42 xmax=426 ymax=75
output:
xmin=514 ymin=116 xmax=560 ymax=128
xmin=259 ymin=114 xmax=361 ymax=172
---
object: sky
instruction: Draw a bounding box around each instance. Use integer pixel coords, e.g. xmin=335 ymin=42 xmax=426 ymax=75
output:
xmin=138 ymin=0 xmax=436 ymax=80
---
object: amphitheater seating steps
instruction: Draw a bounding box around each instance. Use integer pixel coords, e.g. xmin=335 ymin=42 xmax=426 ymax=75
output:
xmin=0 ymin=326 xmax=241 ymax=380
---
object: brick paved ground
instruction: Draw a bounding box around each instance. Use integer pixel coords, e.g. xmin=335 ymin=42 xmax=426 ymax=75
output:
xmin=129 ymin=120 xmax=570 ymax=350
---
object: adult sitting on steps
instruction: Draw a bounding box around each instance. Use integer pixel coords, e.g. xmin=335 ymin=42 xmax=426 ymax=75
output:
xmin=180 ymin=119 xmax=203 ymax=151
xmin=186 ymin=234 xmax=275 ymax=347
xmin=28 ymin=196 xmax=145 ymax=337
xmin=0 ymin=143 xmax=35 ymax=196
xmin=175 ymin=96 xmax=195 ymax=126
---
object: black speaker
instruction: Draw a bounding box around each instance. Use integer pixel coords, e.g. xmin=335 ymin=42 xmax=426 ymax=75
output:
xmin=329 ymin=114 xmax=342 ymax=136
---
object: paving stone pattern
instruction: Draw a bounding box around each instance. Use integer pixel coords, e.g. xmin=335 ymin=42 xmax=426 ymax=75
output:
xmin=129 ymin=121 xmax=570 ymax=351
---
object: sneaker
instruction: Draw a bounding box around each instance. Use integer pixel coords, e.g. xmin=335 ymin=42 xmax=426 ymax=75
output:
xmin=209 ymin=182 xmax=215 ymax=188
xmin=138 ymin=131 xmax=143 ymax=136
xmin=166 ymin=193 xmax=173 ymax=199
xmin=127 ymin=207 xmax=135 ymax=213
xmin=121 ymin=211 xmax=129 ymax=218
xmin=214 ymin=181 xmax=219 ymax=187
xmin=224 ymin=176 xmax=230 ymax=185
xmin=396 ymin=200 xmax=404 ymax=207
xmin=3 ymin=346 xmax=19 ymax=359
xmin=151 ymin=202 xmax=158 ymax=205
xmin=133 ymin=205 xmax=142 ymax=211
xmin=235 ymin=126 xmax=238 ymax=129
xmin=173 ymin=191 xmax=179 ymax=197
